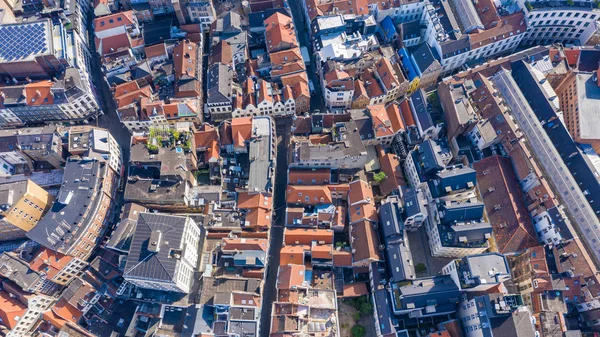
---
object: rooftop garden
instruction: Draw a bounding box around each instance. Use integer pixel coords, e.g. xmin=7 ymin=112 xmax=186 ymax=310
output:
xmin=147 ymin=127 xmax=193 ymax=153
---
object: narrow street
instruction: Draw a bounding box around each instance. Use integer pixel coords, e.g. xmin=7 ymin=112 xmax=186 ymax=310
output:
xmin=287 ymin=0 xmax=325 ymax=112
xmin=259 ymin=117 xmax=292 ymax=337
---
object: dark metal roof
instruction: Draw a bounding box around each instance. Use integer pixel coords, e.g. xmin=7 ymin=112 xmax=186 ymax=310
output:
xmin=378 ymin=199 xmax=404 ymax=242
xmin=124 ymin=213 xmax=191 ymax=283
xmin=26 ymin=159 xmax=103 ymax=253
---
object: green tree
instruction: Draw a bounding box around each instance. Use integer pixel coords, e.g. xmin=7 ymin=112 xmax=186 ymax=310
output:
xmin=351 ymin=325 xmax=366 ymax=337
xmin=416 ymin=263 xmax=427 ymax=273
xmin=566 ymin=0 xmax=574 ymax=5
xmin=525 ymin=1 xmax=533 ymax=10
xmin=359 ymin=301 xmax=373 ymax=316
xmin=353 ymin=312 xmax=362 ymax=322
xmin=373 ymin=172 xmax=387 ymax=183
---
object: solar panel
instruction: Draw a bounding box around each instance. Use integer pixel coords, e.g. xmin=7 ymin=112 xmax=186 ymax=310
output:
xmin=0 ymin=21 xmax=50 ymax=62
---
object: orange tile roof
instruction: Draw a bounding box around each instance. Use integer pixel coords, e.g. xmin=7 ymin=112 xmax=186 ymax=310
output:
xmin=342 ymin=282 xmax=368 ymax=297
xmin=291 ymin=81 xmax=310 ymax=100
xmin=25 ymin=81 xmax=54 ymax=106
xmin=173 ymin=40 xmax=198 ymax=80
xmin=564 ymin=48 xmax=581 ymax=66
xmin=29 ymin=248 xmax=75 ymax=280
xmin=144 ymin=43 xmax=167 ymax=60
xmin=281 ymin=72 xmax=308 ymax=87
xmin=311 ymin=244 xmax=333 ymax=260
xmin=270 ymin=48 xmax=304 ymax=67
xmin=52 ymin=298 xmax=82 ymax=324
xmin=474 ymin=0 xmax=500 ymax=28
xmin=265 ymin=13 xmax=297 ymax=53
xmin=286 ymin=185 xmax=332 ymax=205
xmin=368 ymin=104 xmax=396 ymax=138
xmin=348 ymin=179 xmax=374 ymax=206
xmin=0 ymin=291 xmax=26 ymax=330
xmin=280 ymin=245 xmax=308 ymax=265
xmin=350 ymin=219 xmax=381 ymax=264
xmin=237 ymin=191 xmax=272 ymax=210
xmin=209 ymin=40 xmax=233 ymax=65
xmin=363 ymin=68 xmax=385 ymax=98
xmin=353 ymin=79 xmax=369 ymax=100
xmin=231 ymin=117 xmax=253 ymax=148
xmin=222 ymin=238 xmax=268 ymax=252
xmin=469 ymin=12 xmax=526 ymax=49
xmin=206 ymin=139 xmax=220 ymax=163
xmin=386 ymin=102 xmax=404 ymax=132
xmin=245 ymin=206 xmax=273 ymax=229
xmin=113 ymin=81 xmax=140 ymax=97
xmin=257 ymin=80 xmax=272 ymax=103
xmin=288 ymin=168 xmax=331 ymax=185
xmin=96 ymin=32 xmax=131 ymax=55
xmin=42 ymin=310 xmax=68 ymax=330
xmin=277 ymin=264 xmax=306 ymax=290
xmin=232 ymin=292 xmax=261 ymax=307
xmin=284 ymin=228 xmax=333 ymax=245
xmin=93 ymin=11 xmax=135 ymax=32
xmin=375 ymin=58 xmax=399 ymax=91
xmin=194 ymin=123 xmax=219 ymax=149
xmin=474 ymin=155 xmax=538 ymax=254
xmin=379 ymin=153 xmax=406 ymax=196
xmin=306 ymin=0 xmax=368 ymax=20
xmin=333 ymin=250 xmax=353 ymax=266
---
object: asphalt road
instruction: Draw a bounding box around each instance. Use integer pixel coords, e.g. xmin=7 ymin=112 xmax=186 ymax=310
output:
xmin=287 ymin=0 xmax=325 ymax=112
xmin=259 ymin=117 xmax=292 ymax=337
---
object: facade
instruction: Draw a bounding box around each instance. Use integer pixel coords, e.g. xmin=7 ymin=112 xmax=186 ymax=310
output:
xmin=186 ymin=0 xmax=216 ymax=31
xmin=0 ymin=180 xmax=53 ymax=241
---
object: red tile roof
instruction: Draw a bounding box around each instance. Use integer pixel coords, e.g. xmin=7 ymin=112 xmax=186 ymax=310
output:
xmin=277 ymin=264 xmax=306 ymax=290
xmin=469 ymin=12 xmax=526 ymax=49
xmin=209 ymin=40 xmax=233 ymax=65
xmin=265 ymin=12 xmax=298 ymax=53
xmin=311 ymin=244 xmax=333 ymax=260
xmin=288 ymin=168 xmax=331 ymax=185
xmin=280 ymin=245 xmax=308 ymax=266
xmin=173 ymin=40 xmax=198 ymax=80
xmin=342 ymin=282 xmax=368 ymax=297
xmin=284 ymin=228 xmax=333 ymax=245
xmin=378 ymin=153 xmax=406 ymax=196
xmin=231 ymin=117 xmax=253 ymax=148
xmin=194 ymin=123 xmax=219 ymax=150
xmin=474 ymin=155 xmax=538 ymax=254
xmin=399 ymin=99 xmax=415 ymax=127
xmin=333 ymin=250 xmax=353 ymax=266
xmin=350 ymin=219 xmax=381 ymax=265
xmin=144 ymin=43 xmax=167 ymax=60
xmin=24 ymin=81 xmax=54 ymax=106
xmin=93 ymin=11 xmax=135 ymax=32
xmin=286 ymin=185 xmax=332 ymax=205
xmin=0 ymin=291 xmax=26 ymax=330
xmin=29 ymin=248 xmax=75 ymax=280
xmin=375 ymin=58 xmax=400 ymax=91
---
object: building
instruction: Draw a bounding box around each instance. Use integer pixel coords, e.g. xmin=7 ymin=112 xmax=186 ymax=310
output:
xmin=0 ymin=69 xmax=101 ymax=127
xmin=555 ymin=67 xmax=600 ymax=152
xmin=443 ymin=253 xmax=511 ymax=292
xmin=349 ymin=179 xmax=381 ymax=267
xmin=29 ymin=248 xmax=88 ymax=290
xmin=379 ymin=196 xmax=415 ymax=283
xmin=391 ymin=275 xmax=461 ymax=319
xmin=123 ymin=213 xmax=200 ymax=293
xmin=27 ymin=158 xmax=119 ymax=260
xmin=290 ymin=120 xmax=369 ymax=170
xmin=0 ymin=180 xmax=52 ymax=241
xmin=473 ymin=155 xmax=538 ymax=254
xmin=518 ymin=0 xmax=600 ymax=46
xmin=458 ymin=293 xmax=536 ymax=337
xmin=186 ymin=0 xmax=216 ymax=32
xmin=206 ymin=63 xmax=234 ymax=122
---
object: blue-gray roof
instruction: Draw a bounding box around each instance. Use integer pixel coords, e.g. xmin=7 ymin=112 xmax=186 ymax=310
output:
xmin=379 ymin=199 xmax=404 ymax=242
xmin=373 ymin=289 xmax=396 ymax=335
xmin=397 ymin=276 xmax=460 ymax=310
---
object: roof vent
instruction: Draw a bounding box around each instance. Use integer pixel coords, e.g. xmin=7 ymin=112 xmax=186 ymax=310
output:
xmin=148 ymin=230 xmax=162 ymax=253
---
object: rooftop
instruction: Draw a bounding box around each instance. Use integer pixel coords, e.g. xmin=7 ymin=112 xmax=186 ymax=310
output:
xmin=124 ymin=213 xmax=195 ymax=285
xmin=0 ymin=20 xmax=53 ymax=63
xmin=26 ymin=159 xmax=104 ymax=253
xmin=248 ymin=116 xmax=275 ymax=193
xmin=574 ymin=72 xmax=600 ymax=141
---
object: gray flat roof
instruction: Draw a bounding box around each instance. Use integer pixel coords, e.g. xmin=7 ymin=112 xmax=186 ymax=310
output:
xmin=575 ymin=72 xmax=600 ymax=141
xmin=465 ymin=253 xmax=509 ymax=284
xmin=248 ymin=116 xmax=274 ymax=193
